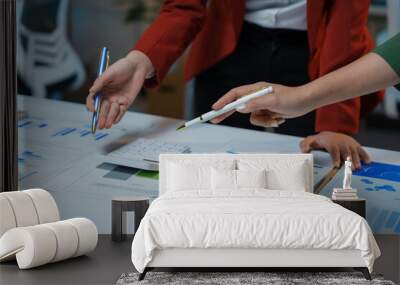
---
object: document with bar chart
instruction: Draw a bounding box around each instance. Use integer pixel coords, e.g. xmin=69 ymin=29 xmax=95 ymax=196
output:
xmin=18 ymin=117 xmax=115 ymax=151
xmin=17 ymin=115 xmax=123 ymax=186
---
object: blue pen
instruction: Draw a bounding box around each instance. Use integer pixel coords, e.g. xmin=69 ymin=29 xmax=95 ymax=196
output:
xmin=91 ymin=47 xmax=110 ymax=134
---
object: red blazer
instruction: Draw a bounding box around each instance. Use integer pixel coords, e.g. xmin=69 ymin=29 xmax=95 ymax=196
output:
xmin=135 ymin=0 xmax=384 ymax=135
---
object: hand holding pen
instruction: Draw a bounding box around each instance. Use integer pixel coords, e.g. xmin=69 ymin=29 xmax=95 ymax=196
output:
xmin=86 ymin=50 xmax=154 ymax=130
xmin=210 ymin=82 xmax=306 ymax=127
xmin=177 ymin=85 xmax=274 ymax=130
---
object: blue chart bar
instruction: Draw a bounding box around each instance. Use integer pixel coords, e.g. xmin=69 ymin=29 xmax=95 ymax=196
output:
xmin=371 ymin=210 xmax=400 ymax=234
xmin=52 ymin=128 xmax=77 ymax=137
xmin=61 ymin=128 xmax=76 ymax=136
xmin=372 ymin=210 xmax=389 ymax=232
xmin=80 ymin=130 xmax=91 ymax=137
xmin=395 ymin=221 xmax=400 ymax=234
xmin=368 ymin=207 xmax=379 ymax=223
xmin=18 ymin=121 xmax=32 ymax=128
xmin=354 ymin=161 xmax=400 ymax=183
xmin=95 ymin=133 xmax=109 ymax=141
xmin=18 ymin=150 xmax=42 ymax=165
xmin=21 ymin=150 xmax=42 ymax=159
xmin=385 ymin=212 xmax=400 ymax=229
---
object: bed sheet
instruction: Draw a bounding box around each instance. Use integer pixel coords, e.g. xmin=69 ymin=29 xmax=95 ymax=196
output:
xmin=131 ymin=190 xmax=380 ymax=273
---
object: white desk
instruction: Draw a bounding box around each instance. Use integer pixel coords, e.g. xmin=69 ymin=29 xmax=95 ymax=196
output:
xmin=17 ymin=96 xmax=400 ymax=235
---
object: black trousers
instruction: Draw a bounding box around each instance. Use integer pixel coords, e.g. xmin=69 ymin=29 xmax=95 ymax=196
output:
xmin=194 ymin=22 xmax=316 ymax=137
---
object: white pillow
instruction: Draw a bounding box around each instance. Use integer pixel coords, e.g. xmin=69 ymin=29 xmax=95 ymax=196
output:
xmin=166 ymin=159 xmax=237 ymax=192
xmin=236 ymin=169 xmax=267 ymax=189
xmin=211 ymin=168 xmax=236 ymax=190
xmin=238 ymin=159 xmax=309 ymax=191
xmin=211 ymin=169 xmax=267 ymax=191
xmin=167 ymin=162 xmax=211 ymax=191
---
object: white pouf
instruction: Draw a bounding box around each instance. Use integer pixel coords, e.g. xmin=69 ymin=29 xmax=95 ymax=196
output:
xmin=0 ymin=218 xmax=98 ymax=269
xmin=1 ymin=191 xmax=39 ymax=227
xmin=0 ymin=196 xmax=17 ymax=237
xmin=0 ymin=189 xmax=98 ymax=269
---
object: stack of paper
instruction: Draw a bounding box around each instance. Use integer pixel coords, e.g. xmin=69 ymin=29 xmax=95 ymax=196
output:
xmin=332 ymin=188 xmax=358 ymax=200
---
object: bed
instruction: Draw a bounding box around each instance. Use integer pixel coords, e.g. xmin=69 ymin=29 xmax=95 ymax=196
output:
xmin=131 ymin=154 xmax=380 ymax=281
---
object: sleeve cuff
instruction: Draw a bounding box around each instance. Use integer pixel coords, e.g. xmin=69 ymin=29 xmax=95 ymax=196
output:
xmin=374 ymin=33 xmax=400 ymax=78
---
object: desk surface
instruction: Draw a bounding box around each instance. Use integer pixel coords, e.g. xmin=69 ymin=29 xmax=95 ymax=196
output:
xmin=17 ymin=96 xmax=400 ymax=234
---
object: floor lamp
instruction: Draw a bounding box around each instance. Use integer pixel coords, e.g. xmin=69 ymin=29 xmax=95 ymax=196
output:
xmin=0 ymin=0 xmax=18 ymax=192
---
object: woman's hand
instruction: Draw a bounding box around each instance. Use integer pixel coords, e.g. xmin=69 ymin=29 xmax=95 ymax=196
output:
xmin=86 ymin=50 xmax=154 ymax=129
xmin=300 ymin=132 xmax=371 ymax=169
xmin=211 ymin=81 xmax=314 ymax=126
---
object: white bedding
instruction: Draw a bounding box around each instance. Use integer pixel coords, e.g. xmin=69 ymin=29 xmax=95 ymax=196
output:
xmin=131 ymin=191 xmax=380 ymax=273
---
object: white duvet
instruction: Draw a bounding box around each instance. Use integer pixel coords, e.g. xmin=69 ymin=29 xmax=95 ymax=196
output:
xmin=131 ymin=190 xmax=380 ymax=273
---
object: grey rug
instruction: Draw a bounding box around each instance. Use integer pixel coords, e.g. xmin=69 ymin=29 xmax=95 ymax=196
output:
xmin=116 ymin=272 xmax=396 ymax=285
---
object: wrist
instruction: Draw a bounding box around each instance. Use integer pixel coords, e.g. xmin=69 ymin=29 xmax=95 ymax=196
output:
xmin=126 ymin=50 xmax=155 ymax=79
xmin=299 ymin=83 xmax=319 ymax=111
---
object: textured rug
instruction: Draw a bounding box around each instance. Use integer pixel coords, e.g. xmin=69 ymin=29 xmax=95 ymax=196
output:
xmin=116 ymin=271 xmax=396 ymax=285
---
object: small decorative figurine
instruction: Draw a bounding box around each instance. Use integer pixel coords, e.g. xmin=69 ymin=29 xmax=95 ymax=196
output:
xmin=343 ymin=156 xmax=352 ymax=190
xmin=332 ymin=157 xmax=358 ymax=200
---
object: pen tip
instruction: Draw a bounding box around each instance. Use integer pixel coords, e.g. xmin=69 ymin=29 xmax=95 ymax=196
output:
xmin=176 ymin=125 xmax=186 ymax=131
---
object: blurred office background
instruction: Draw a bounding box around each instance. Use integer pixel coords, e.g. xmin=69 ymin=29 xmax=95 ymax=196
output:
xmin=16 ymin=0 xmax=400 ymax=150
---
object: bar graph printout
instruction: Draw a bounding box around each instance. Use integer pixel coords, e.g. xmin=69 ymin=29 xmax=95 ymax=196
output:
xmin=18 ymin=117 xmax=113 ymax=150
xmin=16 ymin=112 xmax=152 ymax=189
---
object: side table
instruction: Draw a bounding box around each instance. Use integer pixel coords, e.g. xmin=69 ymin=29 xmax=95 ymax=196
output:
xmin=112 ymin=197 xmax=149 ymax=242
xmin=332 ymin=198 xmax=366 ymax=218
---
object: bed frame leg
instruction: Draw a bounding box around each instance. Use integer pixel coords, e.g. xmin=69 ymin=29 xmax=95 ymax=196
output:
xmin=138 ymin=268 xmax=148 ymax=281
xmin=354 ymin=267 xmax=371 ymax=280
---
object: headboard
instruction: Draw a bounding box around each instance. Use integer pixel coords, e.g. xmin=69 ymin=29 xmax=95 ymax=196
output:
xmin=159 ymin=153 xmax=313 ymax=195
